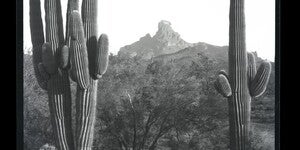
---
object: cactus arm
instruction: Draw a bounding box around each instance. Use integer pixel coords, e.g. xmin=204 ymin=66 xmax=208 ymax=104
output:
xmin=69 ymin=11 xmax=90 ymax=89
xmin=44 ymin=0 xmax=64 ymax=51
xmin=249 ymin=61 xmax=271 ymax=98
xmin=29 ymin=0 xmax=47 ymax=90
xmin=82 ymin=0 xmax=98 ymax=72
xmin=247 ymin=52 xmax=257 ymax=82
xmin=59 ymin=45 xmax=70 ymax=69
xmin=64 ymin=0 xmax=80 ymax=83
xmin=215 ymin=74 xmax=232 ymax=97
xmin=218 ymin=70 xmax=230 ymax=80
xmin=93 ymin=34 xmax=109 ymax=79
xmin=65 ymin=0 xmax=79 ymax=44
xmin=42 ymin=43 xmax=57 ymax=74
xmin=38 ymin=63 xmax=50 ymax=81
xmin=81 ymin=0 xmax=98 ymax=38
xmin=29 ymin=0 xmax=44 ymax=46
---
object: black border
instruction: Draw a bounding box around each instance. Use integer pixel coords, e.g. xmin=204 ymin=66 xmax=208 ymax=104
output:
xmin=275 ymin=0 xmax=280 ymax=149
xmin=16 ymin=0 xmax=23 ymax=149
xmin=278 ymin=0 xmax=295 ymax=149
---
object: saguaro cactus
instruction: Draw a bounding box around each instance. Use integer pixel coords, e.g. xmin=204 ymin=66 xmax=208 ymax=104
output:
xmin=214 ymin=0 xmax=271 ymax=149
xmin=30 ymin=0 xmax=74 ymax=149
xmin=29 ymin=0 xmax=109 ymax=150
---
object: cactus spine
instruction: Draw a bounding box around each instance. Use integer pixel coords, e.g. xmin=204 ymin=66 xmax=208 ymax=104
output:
xmin=214 ymin=0 xmax=271 ymax=149
xmin=30 ymin=0 xmax=109 ymax=150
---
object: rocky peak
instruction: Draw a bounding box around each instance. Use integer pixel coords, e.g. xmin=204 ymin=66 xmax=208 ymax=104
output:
xmin=153 ymin=20 xmax=182 ymax=43
xmin=157 ymin=20 xmax=172 ymax=33
xmin=118 ymin=20 xmax=192 ymax=59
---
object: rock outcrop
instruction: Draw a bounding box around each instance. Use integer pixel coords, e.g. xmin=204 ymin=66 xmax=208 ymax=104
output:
xmin=118 ymin=20 xmax=193 ymax=59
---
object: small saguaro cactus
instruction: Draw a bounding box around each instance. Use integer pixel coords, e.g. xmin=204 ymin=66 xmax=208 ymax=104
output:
xmin=29 ymin=0 xmax=109 ymax=150
xmin=214 ymin=0 xmax=271 ymax=149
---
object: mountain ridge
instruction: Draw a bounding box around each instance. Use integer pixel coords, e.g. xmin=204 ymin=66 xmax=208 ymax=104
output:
xmin=118 ymin=20 xmax=270 ymax=63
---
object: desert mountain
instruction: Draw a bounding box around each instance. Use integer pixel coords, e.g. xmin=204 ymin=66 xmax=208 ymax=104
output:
xmin=118 ymin=20 xmax=269 ymax=67
xmin=118 ymin=20 xmax=194 ymax=59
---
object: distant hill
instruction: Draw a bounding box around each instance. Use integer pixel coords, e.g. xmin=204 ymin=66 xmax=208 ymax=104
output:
xmin=118 ymin=20 xmax=271 ymax=66
xmin=153 ymin=43 xmax=228 ymax=65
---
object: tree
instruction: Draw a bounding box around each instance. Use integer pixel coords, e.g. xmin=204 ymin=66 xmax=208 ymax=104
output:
xmin=94 ymin=53 xmax=231 ymax=149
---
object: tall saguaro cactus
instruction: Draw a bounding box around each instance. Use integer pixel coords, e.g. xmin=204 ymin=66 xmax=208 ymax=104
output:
xmin=29 ymin=0 xmax=109 ymax=150
xmin=214 ymin=0 xmax=271 ymax=149
xmin=70 ymin=0 xmax=109 ymax=148
xmin=30 ymin=0 xmax=74 ymax=149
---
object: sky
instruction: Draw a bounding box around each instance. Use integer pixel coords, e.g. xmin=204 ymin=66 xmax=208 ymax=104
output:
xmin=23 ymin=0 xmax=275 ymax=61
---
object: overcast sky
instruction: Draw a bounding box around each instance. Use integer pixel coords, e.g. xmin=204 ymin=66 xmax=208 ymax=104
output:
xmin=23 ymin=0 xmax=275 ymax=61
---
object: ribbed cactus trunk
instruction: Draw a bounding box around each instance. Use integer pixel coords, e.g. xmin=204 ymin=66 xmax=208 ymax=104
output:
xmin=71 ymin=1 xmax=99 ymax=149
xmin=30 ymin=0 xmax=109 ymax=150
xmin=47 ymin=72 xmax=74 ymax=150
xmin=228 ymin=0 xmax=250 ymax=149
xmin=214 ymin=0 xmax=271 ymax=149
